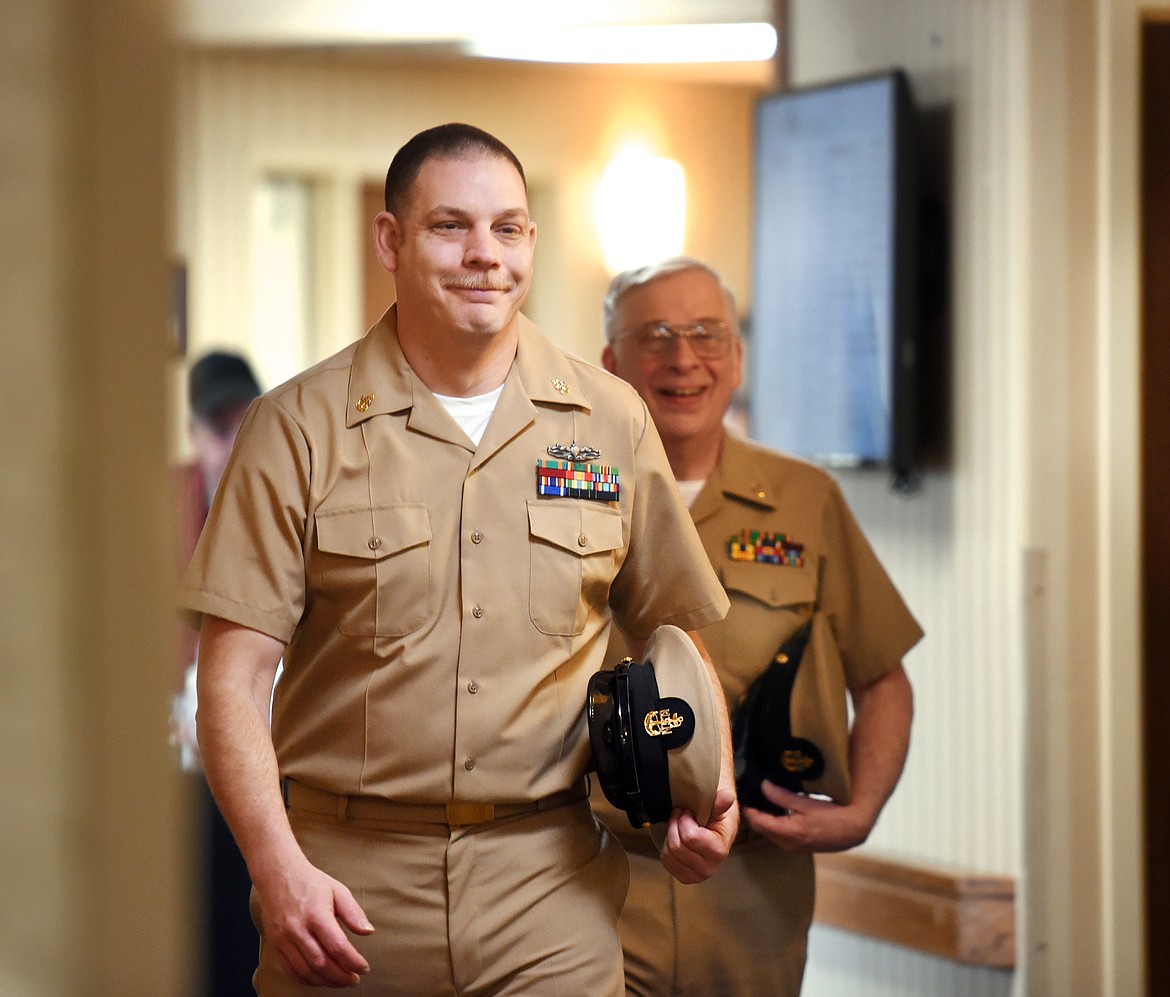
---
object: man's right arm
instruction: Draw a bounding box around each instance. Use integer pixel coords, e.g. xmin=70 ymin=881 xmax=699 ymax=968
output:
xmin=196 ymin=615 xmax=374 ymax=988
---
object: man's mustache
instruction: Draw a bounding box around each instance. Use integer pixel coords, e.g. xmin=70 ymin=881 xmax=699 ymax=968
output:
xmin=443 ymin=275 xmax=516 ymax=292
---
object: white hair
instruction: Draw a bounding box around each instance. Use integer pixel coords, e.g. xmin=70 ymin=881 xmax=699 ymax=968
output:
xmin=602 ymin=256 xmax=740 ymax=342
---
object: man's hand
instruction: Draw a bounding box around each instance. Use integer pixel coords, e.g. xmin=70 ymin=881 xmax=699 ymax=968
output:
xmin=654 ymin=628 xmax=740 ymax=884
xmin=251 ymin=851 xmax=374 ymax=988
xmin=659 ymin=782 xmax=739 ymax=884
xmin=196 ymin=616 xmax=374 ymax=987
xmin=742 ymin=781 xmax=874 ymax=853
xmin=746 ymin=663 xmax=914 ymax=854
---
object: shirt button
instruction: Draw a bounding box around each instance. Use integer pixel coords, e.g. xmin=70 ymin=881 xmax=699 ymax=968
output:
xmin=577 ymin=534 xmax=588 ymax=547
xmin=467 ymin=681 xmax=479 ymax=694
xmin=471 ymin=530 xmax=483 ymax=544
xmin=472 ymin=606 xmax=484 ymax=619
xmin=464 ymin=757 xmax=476 ymax=771
xmin=368 ymin=536 xmax=382 ymax=550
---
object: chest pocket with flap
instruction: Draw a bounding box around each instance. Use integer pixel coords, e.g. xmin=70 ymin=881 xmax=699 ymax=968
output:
xmin=527 ymin=501 xmax=624 ymax=636
xmin=720 ymin=558 xmax=816 ymax=610
xmin=315 ymin=503 xmax=432 ymax=637
xmin=716 ymin=558 xmax=818 ymax=695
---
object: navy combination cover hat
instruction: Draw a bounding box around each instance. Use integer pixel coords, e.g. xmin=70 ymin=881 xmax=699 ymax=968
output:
xmin=731 ymin=613 xmax=852 ymax=809
xmin=587 ymin=625 xmax=721 ymax=841
xmin=188 ymin=351 xmax=261 ymax=420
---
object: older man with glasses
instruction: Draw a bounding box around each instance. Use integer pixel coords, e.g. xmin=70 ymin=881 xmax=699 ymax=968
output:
xmin=600 ymin=256 xmax=922 ymax=997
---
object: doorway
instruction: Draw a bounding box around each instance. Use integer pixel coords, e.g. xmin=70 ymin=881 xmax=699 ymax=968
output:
xmin=1140 ymin=17 xmax=1170 ymax=997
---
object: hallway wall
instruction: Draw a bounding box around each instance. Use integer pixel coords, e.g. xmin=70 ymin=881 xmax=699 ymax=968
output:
xmin=0 ymin=1 xmax=1151 ymax=993
xmin=790 ymin=1 xmax=1147 ymax=995
xmin=0 ymin=1 xmax=193 ymax=992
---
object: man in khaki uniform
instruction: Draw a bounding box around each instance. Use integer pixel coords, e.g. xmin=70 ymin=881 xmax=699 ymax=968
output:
xmin=181 ymin=127 xmax=738 ymax=995
xmin=600 ymin=257 xmax=923 ymax=996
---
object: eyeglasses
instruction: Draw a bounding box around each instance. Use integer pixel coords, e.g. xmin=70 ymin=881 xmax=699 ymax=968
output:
xmin=614 ymin=320 xmax=735 ymax=359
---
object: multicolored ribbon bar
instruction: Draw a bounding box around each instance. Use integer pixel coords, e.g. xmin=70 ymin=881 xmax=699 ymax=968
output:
xmin=727 ymin=528 xmax=805 ymax=566
xmin=536 ymin=459 xmax=620 ymax=501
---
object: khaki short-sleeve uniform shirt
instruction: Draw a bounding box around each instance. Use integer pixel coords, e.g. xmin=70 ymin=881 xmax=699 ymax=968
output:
xmin=695 ymin=432 xmax=922 ymax=706
xmin=180 ymin=309 xmax=728 ymax=805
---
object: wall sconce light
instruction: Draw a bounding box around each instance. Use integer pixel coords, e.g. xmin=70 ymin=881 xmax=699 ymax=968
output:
xmin=594 ymin=149 xmax=686 ymax=275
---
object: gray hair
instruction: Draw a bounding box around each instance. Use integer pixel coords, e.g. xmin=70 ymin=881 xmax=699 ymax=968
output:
xmin=602 ymin=256 xmax=740 ymax=342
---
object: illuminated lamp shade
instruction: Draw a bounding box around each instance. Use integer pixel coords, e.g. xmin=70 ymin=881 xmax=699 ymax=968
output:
xmin=595 ymin=151 xmax=686 ymax=275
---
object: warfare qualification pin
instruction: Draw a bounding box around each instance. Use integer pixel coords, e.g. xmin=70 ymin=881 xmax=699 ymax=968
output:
xmin=547 ymin=440 xmax=601 ymax=461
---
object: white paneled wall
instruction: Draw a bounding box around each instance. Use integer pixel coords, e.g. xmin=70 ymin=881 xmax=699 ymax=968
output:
xmin=791 ymin=1 xmax=1140 ymax=995
xmin=790 ymin=0 xmax=1023 ymax=877
xmin=791 ymin=1 xmax=1028 ymax=993
xmin=808 ymin=927 xmax=1015 ymax=997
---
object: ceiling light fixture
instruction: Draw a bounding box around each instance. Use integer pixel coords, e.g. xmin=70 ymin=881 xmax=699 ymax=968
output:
xmin=595 ymin=149 xmax=687 ymax=275
xmin=470 ymin=22 xmax=777 ymax=65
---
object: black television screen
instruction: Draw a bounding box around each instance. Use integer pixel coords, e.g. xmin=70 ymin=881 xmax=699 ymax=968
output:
xmin=750 ymin=70 xmax=919 ymax=473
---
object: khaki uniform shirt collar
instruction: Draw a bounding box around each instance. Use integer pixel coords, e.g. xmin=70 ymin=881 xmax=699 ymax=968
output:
xmin=692 ymin=432 xmax=778 ymax=526
xmin=473 ymin=314 xmax=592 ymax=466
xmin=510 ymin=313 xmax=594 ymax=411
xmin=345 ymin=306 xmax=593 ymax=457
xmin=345 ymin=305 xmax=415 ymax=427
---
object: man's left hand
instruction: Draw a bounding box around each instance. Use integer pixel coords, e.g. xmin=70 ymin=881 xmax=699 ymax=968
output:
xmin=742 ymin=780 xmax=875 ymax=853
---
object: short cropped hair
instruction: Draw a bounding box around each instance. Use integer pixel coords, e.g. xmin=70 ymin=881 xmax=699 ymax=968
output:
xmin=384 ymin=122 xmax=527 ymax=216
xmin=602 ymin=256 xmax=740 ymax=342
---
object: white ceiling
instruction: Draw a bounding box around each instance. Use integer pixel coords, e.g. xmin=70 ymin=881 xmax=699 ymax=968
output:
xmin=177 ymin=0 xmax=779 ymax=85
xmin=179 ymin=1 xmax=775 ymax=44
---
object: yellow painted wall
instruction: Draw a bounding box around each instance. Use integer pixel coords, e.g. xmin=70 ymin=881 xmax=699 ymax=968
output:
xmin=175 ymin=51 xmax=766 ymax=387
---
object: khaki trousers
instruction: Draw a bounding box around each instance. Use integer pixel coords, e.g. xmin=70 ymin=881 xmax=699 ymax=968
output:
xmin=620 ymin=836 xmax=815 ymax=997
xmin=253 ymin=799 xmax=628 ymax=996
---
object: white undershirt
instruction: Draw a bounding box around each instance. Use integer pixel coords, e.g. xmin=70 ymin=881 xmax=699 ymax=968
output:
xmin=433 ymin=384 xmax=505 ymax=447
xmin=676 ymin=479 xmax=707 ymax=508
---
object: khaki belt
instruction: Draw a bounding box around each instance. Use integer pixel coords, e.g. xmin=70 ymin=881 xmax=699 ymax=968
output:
xmin=282 ymin=778 xmax=588 ymax=830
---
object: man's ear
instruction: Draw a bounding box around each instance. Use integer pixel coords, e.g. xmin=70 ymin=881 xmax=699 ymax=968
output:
xmin=372 ymin=211 xmax=401 ymax=273
xmin=601 ymin=343 xmax=618 ymax=375
xmin=730 ymin=335 xmax=745 ymax=391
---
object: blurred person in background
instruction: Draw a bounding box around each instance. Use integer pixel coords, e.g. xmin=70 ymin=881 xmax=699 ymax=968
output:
xmin=172 ymin=349 xmax=262 ymax=996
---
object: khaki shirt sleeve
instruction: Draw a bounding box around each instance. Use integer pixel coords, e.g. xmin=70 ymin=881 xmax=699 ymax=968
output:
xmin=178 ymin=396 xmax=311 ymax=645
xmin=608 ymin=402 xmax=729 ymax=641
xmin=818 ymin=478 xmax=923 ymax=690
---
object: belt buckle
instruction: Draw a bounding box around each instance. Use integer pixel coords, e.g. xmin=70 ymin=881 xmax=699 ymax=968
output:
xmin=445 ymin=801 xmax=496 ymax=827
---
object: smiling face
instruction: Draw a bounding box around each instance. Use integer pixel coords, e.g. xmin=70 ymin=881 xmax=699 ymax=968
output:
xmin=374 ymin=152 xmax=536 ymax=344
xmin=602 ymin=267 xmax=742 ymax=478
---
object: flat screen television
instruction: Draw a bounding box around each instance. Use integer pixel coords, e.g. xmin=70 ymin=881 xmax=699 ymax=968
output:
xmin=750 ymin=70 xmax=920 ymax=476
